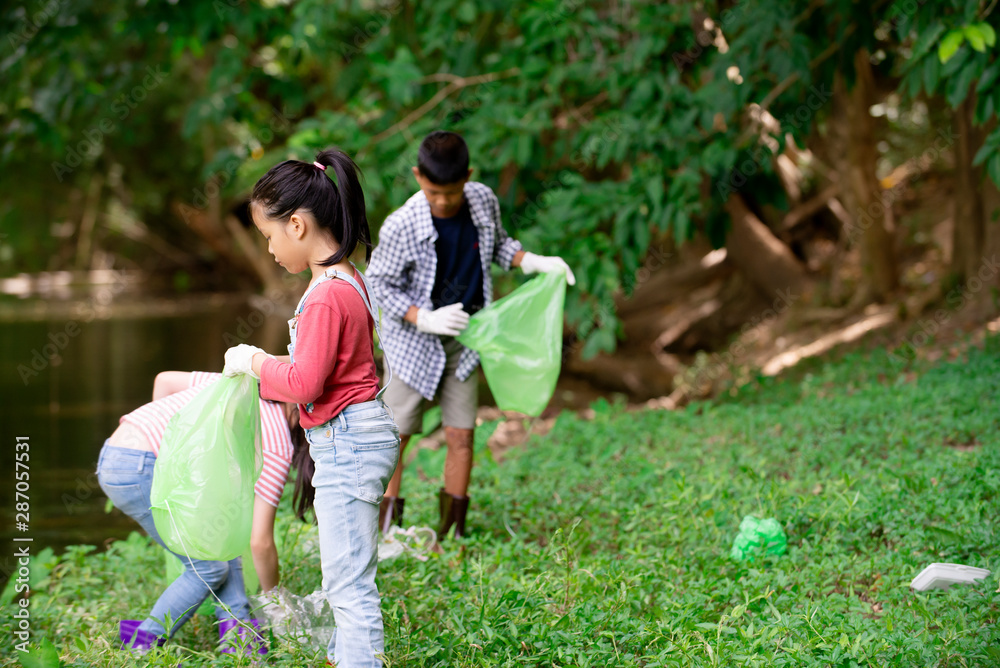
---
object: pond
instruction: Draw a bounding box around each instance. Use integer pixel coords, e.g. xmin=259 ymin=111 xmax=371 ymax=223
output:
xmin=0 ymin=275 xmax=300 ymax=589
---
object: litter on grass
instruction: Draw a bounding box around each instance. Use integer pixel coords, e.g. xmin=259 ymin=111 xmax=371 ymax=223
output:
xmin=730 ymin=515 xmax=787 ymax=561
xmin=910 ymin=563 xmax=991 ymax=591
xmin=251 ymin=525 xmax=438 ymax=649
xmin=252 ymin=587 xmax=333 ymax=652
xmin=377 ymin=525 xmax=438 ymax=562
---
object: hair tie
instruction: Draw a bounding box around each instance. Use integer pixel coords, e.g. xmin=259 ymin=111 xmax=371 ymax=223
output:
xmin=313 ymin=161 xmax=326 ymax=172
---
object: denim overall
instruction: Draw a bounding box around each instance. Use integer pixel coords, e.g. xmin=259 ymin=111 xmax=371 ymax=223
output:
xmin=290 ymin=265 xmax=399 ymax=667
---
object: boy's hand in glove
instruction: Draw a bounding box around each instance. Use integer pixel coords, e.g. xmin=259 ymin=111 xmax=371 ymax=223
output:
xmin=415 ymin=302 xmax=470 ymax=336
xmin=518 ymin=252 xmax=576 ymax=286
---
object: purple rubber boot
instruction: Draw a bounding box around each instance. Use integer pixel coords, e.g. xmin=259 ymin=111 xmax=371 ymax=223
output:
xmin=218 ymin=618 xmax=267 ymax=655
xmin=119 ymin=619 xmax=166 ymax=652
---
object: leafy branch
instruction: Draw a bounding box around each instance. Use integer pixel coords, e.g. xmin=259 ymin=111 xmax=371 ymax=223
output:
xmin=362 ymin=67 xmax=522 ymax=151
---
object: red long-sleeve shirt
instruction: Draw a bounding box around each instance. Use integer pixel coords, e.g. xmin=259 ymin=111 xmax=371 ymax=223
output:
xmin=259 ymin=275 xmax=380 ymax=429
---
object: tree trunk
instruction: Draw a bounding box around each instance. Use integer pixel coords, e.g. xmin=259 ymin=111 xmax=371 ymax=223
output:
xmin=74 ymin=175 xmax=104 ymax=271
xmin=225 ymin=214 xmax=288 ymax=295
xmin=951 ymin=94 xmax=985 ymax=282
xmin=724 ymin=192 xmax=811 ymax=301
xmin=564 ymin=352 xmax=675 ymax=399
xmin=616 ymin=245 xmax=732 ymax=318
xmin=841 ymin=49 xmax=897 ymax=302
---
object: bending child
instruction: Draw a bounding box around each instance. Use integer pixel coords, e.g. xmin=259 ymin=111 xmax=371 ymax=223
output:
xmin=96 ymin=369 xmax=310 ymax=654
xmin=223 ymin=147 xmax=400 ymax=668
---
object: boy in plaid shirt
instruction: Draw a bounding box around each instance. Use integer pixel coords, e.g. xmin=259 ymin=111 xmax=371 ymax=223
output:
xmin=367 ymin=131 xmax=574 ymax=538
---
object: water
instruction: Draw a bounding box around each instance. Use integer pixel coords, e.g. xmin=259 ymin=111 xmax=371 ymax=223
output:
xmin=0 ymin=286 xmax=296 ymax=587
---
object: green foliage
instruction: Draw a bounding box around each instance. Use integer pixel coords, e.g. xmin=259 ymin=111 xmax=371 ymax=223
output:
xmin=893 ymin=0 xmax=1000 ymax=183
xmin=4 ymin=338 xmax=1000 ymax=666
xmin=18 ymin=639 xmax=62 ymax=668
xmin=5 ymin=0 xmax=1000 ymax=344
xmin=939 ymin=30 xmax=968 ymax=63
xmin=0 ymin=1 xmax=879 ymax=352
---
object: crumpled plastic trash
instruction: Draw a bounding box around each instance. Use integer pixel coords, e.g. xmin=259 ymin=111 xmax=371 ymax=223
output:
xmin=729 ymin=515 xmax=787 ymax=561
xmin=251 ymin=586 xmax=334 ymax=651
xmin=252 ymin=526 xmax=438 ymax=650
xmin=377 ymin=525 xmax=438 ymax=562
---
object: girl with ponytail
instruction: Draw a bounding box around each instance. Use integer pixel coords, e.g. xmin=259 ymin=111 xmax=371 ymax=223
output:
xmin=223 ymin=148 xmax=400 ymax=668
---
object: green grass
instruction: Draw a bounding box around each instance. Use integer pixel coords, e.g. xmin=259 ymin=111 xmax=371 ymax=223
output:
xmin=4 ymin=339 xmax=1000 ymax=667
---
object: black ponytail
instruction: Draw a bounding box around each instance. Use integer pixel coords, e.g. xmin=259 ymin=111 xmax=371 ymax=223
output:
xmin=250 ymin=147 xmax=372 ymax=264
xmin=289 ymin=421 xmax=316 ymax=522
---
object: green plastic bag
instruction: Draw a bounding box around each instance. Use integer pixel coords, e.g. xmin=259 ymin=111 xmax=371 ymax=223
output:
xmin=729 ymin=515 xmax=787 ymax=561
xmin=457 ymin=271 xmax=566 ymax=416
xmin=151 ymin=375 xmax=262 ymax=561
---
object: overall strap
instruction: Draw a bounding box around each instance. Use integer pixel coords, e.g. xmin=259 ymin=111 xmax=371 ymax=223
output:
xmin=293 ymin=275 xmax=330 ymax=316
xmin=317 ymin=265 xmax=393 ymax=398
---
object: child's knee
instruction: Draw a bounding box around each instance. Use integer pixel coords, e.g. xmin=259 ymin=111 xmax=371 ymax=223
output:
xmin=191 ymin=560 xmax=230 ymax=588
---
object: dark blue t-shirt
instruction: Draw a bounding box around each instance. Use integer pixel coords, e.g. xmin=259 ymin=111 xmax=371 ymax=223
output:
xmin=431 ymin=201 xmax=484 ymax=314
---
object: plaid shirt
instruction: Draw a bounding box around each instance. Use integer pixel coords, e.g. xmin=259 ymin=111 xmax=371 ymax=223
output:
xmin=367 ymin=181 xmax=522 ymax=400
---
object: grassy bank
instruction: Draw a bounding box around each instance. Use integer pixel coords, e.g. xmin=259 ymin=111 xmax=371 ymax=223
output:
xmin=4 ymin=340 xmax=1000 ymax=667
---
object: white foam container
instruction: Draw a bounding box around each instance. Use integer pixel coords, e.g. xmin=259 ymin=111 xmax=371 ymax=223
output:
xmin=910 ymin=563 xmax=991 ymax=591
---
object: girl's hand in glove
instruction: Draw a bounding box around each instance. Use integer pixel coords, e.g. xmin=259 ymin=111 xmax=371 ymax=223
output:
xmin=223 ymin=344 xmax=272 ymax=379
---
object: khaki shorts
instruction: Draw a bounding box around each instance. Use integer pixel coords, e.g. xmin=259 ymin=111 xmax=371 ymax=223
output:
xmin=383 ymin=337 xmax=478 ymax=435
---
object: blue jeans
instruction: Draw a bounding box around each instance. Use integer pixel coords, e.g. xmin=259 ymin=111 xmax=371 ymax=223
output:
xmin=307 ymin=399 xmax=400 ymax=667
xmin=96 ymin=443 xmax=251 ymax=637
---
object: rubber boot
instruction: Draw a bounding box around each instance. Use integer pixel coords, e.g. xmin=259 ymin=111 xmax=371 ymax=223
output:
xmin=218 ymin=618 xmax=267 ymax=655
xmin=119 ymin=619 xmax=165 ymax=652
xmin=379 ymin=496 xmax=405 ymax=534
xmin=437 ymin=488 xmax=469 ymax=539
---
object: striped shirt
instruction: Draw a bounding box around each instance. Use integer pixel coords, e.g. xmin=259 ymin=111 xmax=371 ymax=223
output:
xmin=119 ymin=371 xmax=294 ymax=508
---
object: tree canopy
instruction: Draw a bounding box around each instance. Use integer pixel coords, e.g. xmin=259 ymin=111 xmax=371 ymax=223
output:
xmin=2 ymin=0 xmax=999 ymax=357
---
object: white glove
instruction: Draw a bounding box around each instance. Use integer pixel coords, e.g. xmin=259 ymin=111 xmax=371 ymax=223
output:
xmin=518 ymin=251 xmax=576 ymax=285
xmin=223 ymin=344 xmax=272 ymax=380
xmin=415 ymin=302 xmax=470 ymax=336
